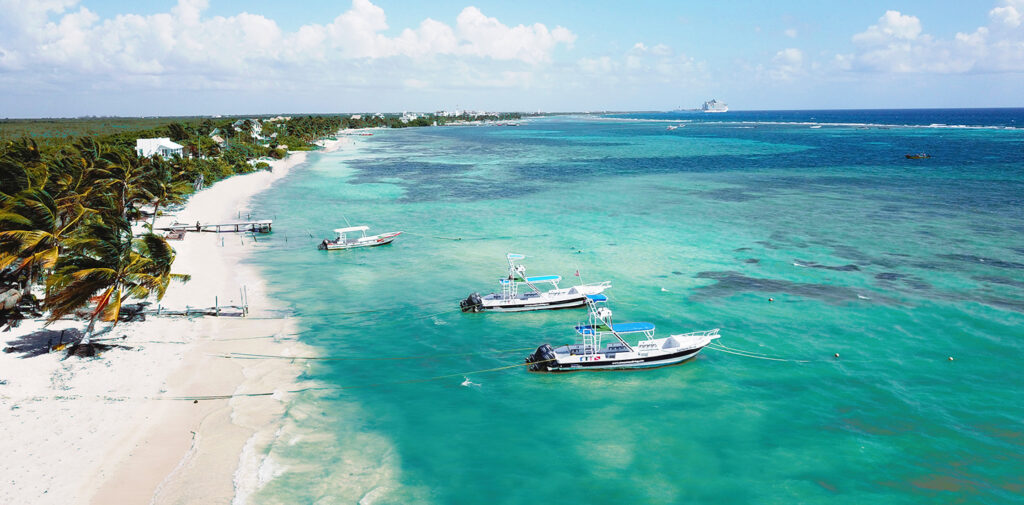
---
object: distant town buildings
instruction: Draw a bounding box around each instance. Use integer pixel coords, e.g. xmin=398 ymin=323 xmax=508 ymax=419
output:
xmin=135 ymin=137 xmax=183 ymax=158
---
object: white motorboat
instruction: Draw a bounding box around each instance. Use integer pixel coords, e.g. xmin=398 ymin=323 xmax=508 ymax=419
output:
xmin=460 ymin=253 xmax=611 ymax=312
xmin=526 ymin=295 xmax=719 ymax=371
xmin=317 ymin=225 xmax=402 ymax=250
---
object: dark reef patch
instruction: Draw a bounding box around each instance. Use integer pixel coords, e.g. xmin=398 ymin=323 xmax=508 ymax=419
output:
xmin=795 ymin=260 xmax=860 ymax=272
xmin=874 ymin=272 xmax=932 ymax=290
xmin=692 ymin=271 xmax=887 ymax=305
xmin=938 ymin=254 xmax=1024 ymax=270
xmin=973 ymin=275 xmax=1024 ymax=289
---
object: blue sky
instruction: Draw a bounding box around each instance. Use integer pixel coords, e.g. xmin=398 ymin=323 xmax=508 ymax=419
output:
xmin=0 ymin=0 xmax=1021 ymax=117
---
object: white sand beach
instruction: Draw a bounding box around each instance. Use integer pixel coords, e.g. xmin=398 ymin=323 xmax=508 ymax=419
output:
xmin=0 ymin=138 xmax=351 ymax=505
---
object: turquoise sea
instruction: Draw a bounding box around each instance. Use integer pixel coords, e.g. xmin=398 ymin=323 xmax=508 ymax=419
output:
xmin=247 ymin=111 xmax=1023 ymax=504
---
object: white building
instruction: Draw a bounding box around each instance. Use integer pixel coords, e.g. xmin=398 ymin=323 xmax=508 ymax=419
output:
xmin=136 ymin=138 xmax=184 ymax=158
xmin=232 ymin=119 xmax=263 ymax=139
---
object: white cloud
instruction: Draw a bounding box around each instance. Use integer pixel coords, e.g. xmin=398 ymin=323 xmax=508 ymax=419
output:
xmin=844 ymin=2 xmax=1024 ymax=73
xmin=0 ymin=0 xmax=577 ymax=91
xmin=990 ymin=0 xmax=1023 ymax=27
xmin=576 ymin=41 xmax=707 ymax=87
xmin=852 ymin=10 xmax=922 ymax=45
xmin=784 ymin=28 xmax=798 ymax=38
xmin=751 ymin=47 xmax=805 ymax=81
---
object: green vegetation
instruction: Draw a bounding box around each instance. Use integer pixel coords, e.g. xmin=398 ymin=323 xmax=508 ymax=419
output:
xmin=0 ymin=111 xmax=521 ymax=344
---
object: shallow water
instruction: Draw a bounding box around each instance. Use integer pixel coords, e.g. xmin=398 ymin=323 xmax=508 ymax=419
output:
xmin=247 ymin=112 xmax=1024 ymax=504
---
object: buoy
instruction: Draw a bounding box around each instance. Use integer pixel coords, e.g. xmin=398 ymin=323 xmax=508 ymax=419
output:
xmin=834 ymin=353 xmax=840 ymax=358
xmin=769 ymin=297 xmax=774 ymax=302
xmin=948 ymin=356 xmax=954 ymax=361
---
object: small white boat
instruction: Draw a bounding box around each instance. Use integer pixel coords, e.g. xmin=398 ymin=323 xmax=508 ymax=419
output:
xmin=460 ymin=253 xmax=611 ymax=312
xmin=317 ymin=225 xmax=402 ymax=251
xmin=526 ymin=295 xmax=719 ymax=371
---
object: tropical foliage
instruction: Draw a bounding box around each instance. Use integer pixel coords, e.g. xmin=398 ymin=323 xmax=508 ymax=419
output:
xmin=0 ymin=112 xmax=519 ymax=342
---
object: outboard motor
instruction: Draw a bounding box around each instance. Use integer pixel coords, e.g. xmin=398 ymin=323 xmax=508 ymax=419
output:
xmin=317 ymin=239 xmax=329 ymax=250
xmin=525 ymin=344 xmax=557 ymax=372
xmin=459 ymin=292 xmax=484 ymax=313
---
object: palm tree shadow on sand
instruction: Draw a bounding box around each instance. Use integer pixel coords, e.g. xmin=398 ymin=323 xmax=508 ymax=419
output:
xmin=2 ymin=327 xmax=131 ymax=358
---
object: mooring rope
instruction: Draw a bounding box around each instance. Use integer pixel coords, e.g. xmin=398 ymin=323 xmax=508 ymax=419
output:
xmin=401 ymin=231 xmax=551 ymax=242
xmin=704 ymin=342 xmax=811 ymax=363
xmin=211 ymin=346 xmax=536 ymax=361
xmin=158 ymin=358 xmax=554 ymax=401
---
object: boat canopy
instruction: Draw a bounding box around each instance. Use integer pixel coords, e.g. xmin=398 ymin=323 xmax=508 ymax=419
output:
xmin=574 ymin=321 xmax=656 ymax=335
xmin=334 ymin=226 xmax=369 ymax=234
xmin=499 ymin=275 xmax=561 ymax=285
xmin=586 ymin=294 xmax=608 ymax=302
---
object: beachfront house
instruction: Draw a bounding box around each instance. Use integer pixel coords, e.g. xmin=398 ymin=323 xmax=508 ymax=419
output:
xmin=400 ymin=112 xmax=419 ymax=123
xmin=232 ymin=119 xmax=263 ymax=140
xmin=350 ymin=114 xmax=362 ymax=120
xmin=135 ymin=138 xmax=184 ymax=158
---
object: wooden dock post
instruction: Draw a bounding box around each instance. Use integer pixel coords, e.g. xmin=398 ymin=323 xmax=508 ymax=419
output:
xmin=215 ymin=296 xmax=219 ymax=316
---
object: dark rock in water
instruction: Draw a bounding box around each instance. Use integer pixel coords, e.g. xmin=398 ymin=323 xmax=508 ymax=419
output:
xmin=938 ymin=254 xmax=1024 ymax=270
xmin=795 ymin=259 xmax=860 ymax=271
xmin=734 ymin=247 xmax=752 ymax=252
xmin=973 ymin=275 xmax=1024 ymax=289
xmin=874 ymin=272 xmax=932 ymax=290
xmin=672 ymin=271 xmax=683 ymax=275
xmin=692 ymin=270 xmax=892 ymax=305
xmin=984 ymin=296 xmax=1024 ymax=312
xmin=700 ymin=188 xmax=760 ymax=202
xmin=744 ymin=258 xmax=760 ymax=264
xmin=829 ymin=245 xmax=898 ymax=268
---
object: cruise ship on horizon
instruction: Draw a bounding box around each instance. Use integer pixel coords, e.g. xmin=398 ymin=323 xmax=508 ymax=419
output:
xmin=701 ymin=99 xmax=728 ymax=113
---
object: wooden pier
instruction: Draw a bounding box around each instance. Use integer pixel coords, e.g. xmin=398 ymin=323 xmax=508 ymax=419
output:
xmin=158 ymin=220 xmax=272 ymax=234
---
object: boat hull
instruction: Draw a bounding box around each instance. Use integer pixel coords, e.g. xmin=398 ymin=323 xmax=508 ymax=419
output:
xmin=526 ymin=329 xmax=720 ymax=372
xmin=480 ymin=295 xmax=588 ymax=312
xmin=544 ymin=347 xmax=705 ymax=371
xmin=463 ymin=283 xmax=610 ymax=313
xmin=319 ymin=232 xmax=401 ymax=250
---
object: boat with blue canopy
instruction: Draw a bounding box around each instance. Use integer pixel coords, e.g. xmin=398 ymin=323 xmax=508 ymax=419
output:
xmin=460 ymin=253 xmax=611 ymax=312
xmin=525 ymin=295 xmax=720 ymax=371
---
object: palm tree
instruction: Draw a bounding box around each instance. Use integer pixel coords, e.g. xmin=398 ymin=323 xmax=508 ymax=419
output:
xmin=167 ymin=122 xmax=190 ymax=143
xmin=239 ymin=120 xmax=254 ymax=144
xmin=0 ymin=188 xmax=89 ymax=294
xmin=0 ymin=138 xmax=48 ymax=195
xmin=45 ymin=216 xmax=188 ymax=345
xmin=93 ymin=149 xmax=149 ymax=220
xmin=140 ymin=155 xmax=192 ymax=228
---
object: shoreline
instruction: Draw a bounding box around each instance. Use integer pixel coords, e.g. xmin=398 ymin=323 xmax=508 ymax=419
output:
xmin=0 ymin=136 xmax=352 ymax=504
